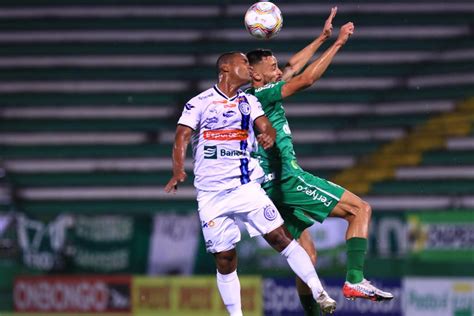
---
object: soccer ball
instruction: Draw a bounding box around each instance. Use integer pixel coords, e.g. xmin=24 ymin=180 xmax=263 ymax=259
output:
xmin=244 ymin=2 xmax=283 ymax=40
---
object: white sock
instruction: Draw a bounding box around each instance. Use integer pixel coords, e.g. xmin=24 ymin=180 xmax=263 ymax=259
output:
xmin=280 ymin=240 xmax=323 ymax=296
xmin=216 ymin=270 xmax=242 ymax=316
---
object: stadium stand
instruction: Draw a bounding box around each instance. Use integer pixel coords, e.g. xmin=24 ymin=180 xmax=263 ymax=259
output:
xmin=1 ymin=0 xmax=472 ymax=215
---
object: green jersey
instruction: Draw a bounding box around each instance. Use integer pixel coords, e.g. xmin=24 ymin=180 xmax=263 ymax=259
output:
xmin=246 ymin=81 xmax=301 ymax=179
xmin=247 ymin=81 xmax=345 ymax=239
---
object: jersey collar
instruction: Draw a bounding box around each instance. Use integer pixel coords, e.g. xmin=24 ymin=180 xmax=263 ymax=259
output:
xmin=213 ymin=85 xmax=240 ymax=101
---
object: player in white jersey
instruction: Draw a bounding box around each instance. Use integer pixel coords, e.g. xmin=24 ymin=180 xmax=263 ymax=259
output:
xmin=178 ymin=85 xmax=265 ymax=192
xmin=165 ymin=52 xmax=336 ymax=315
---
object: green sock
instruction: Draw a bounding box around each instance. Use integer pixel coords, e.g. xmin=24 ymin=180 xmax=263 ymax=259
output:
xmin=346 ymin=237 xmax=367 ymax=284
xmin=299 ymin=294 xmax=321 ymax=316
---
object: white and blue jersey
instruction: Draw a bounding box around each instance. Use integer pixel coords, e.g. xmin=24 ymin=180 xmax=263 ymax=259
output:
xmin=178 ymin=85 xmax=266 ymax=191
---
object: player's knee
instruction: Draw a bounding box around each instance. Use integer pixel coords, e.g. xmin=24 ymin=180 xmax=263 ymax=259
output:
xmin=214 ymin=250 xmax=237 ymax=274
xmin=359 ymin=200 xmax=372 ymax=221
xmin=264 ymin=227 xmax=291 ymax=251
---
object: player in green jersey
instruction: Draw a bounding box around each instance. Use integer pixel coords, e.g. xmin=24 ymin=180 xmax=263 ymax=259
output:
xmin=246 ymin=8 xmax=393 ymax=315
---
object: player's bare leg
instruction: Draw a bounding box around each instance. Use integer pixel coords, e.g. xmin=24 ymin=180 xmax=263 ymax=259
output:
xmin=264 ymin=226 xmax=336 ymax=313
xmin=329 ymin=190 xmax=394 ymax=301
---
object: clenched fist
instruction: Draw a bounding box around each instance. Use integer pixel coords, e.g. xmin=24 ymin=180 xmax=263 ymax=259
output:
xmin=321 ymin=7 xmax=337 ymax=41
xmin=336 ymin=22 xmax=355 ymax=46
xmin=257 ymin=133 xmax=274 ymax=150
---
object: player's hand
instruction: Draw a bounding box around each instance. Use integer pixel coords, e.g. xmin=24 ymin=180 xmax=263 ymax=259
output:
xmin=335 ymin=22 xmax=354 ymax=46
xmin=165 ymin=170 xmax=187 ymax=193
xmin=257 ymin=133 xmax=274 ymax=150
xmin=321 ymin=7 xmax=337 ymax=40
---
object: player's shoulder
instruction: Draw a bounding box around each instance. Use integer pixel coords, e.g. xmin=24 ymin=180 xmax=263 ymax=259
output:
xmin=242 ymin=91 xmax=260 ymax=104
xmin=187 ymin=87 xmax=216 ymax=105
xmin=254 ymin=81 xmax=285 ymax=94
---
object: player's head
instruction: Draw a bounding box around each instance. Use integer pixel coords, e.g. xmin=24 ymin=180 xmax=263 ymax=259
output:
xmin=216 ymin=51 xmax=251 ymax=86
xmin=247 ymin=49 xmax=283 ymax=86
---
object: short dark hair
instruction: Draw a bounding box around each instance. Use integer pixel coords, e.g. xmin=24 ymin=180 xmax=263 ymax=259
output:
xmin=246 ymin=49 xmax=274 ymax=66
xmin=216 ymin=51 xmax=242 ymax=72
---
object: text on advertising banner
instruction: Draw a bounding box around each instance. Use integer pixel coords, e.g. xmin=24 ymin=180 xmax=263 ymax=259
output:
xmin=132 ymin=276 xmax=262 ymax=316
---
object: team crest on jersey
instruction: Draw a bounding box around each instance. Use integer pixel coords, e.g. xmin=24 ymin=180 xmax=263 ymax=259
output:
xmin=238 ymin=101 xmax=251 ymax=115
xmin=263 ymin=205 xmax=277 ymax=221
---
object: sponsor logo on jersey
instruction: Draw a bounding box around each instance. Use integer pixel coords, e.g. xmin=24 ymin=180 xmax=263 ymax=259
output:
xmin=203 ymin=129 xmax=248 ymax=141
xmin=223 ymin=110 xmax=237 ymax=118
xmin=224 ymin=102 xmax=237 ymax=108
xmin=203 ymin=146 xmax=217 ymax=159
xmin=255 ymin=82 xmax=277 ymax=93
xmin=204 ymin=145 xmax=248 ymax=159
xmin=296 ymin=185 xmax=333 ymax=207
xmin=263 ymin=205 xmax=277 ymax=221
xmin=198 ymin=92 xmax=213 ymax=100
xmin=184 ymin=103 xmax=194 ymax=110
xmin=202 ymin=117 xmax=219 ymax=129
xmin=220 ymin=149 xmax=246 ymax=157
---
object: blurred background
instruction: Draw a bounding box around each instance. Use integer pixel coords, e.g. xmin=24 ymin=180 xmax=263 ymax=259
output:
xmin=0 ymin=0 xmax=473 ymax=315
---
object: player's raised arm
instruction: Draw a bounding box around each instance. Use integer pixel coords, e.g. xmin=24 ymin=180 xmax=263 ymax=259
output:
xmin=254 ymin=116 xmax=276 ymax=150
xmin=164 ymin=124 xmax=192 ymax=193
xmin=281 ymin=22 xmax=354 ymax=99
xmin=281 ymin=7 xmax=337 ymax=81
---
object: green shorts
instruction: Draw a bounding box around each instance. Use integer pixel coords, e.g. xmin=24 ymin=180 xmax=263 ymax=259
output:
xmin=262 ymin=170 xmax=345 ymax=239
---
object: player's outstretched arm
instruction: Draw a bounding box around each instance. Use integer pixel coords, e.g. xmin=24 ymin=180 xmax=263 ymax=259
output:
xmin=255 ymin=116 xmax=276 ymax=150
xmin=281 ymin=7 xmax=337 ymax=81
xmin=165 ymin=124 xmax=192 ymax=193
xmin=281 ymin=22 xmax=354 ymax=99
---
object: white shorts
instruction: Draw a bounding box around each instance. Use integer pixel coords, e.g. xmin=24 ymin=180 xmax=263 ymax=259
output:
xmin=197 ymin=180 xmax=284 ymax=253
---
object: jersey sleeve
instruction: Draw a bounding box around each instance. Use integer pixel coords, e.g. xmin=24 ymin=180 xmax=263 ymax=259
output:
xmin=177 ymin=99 xmax=201 ymax=130
xmin=248 ymin=94 xmax=266 ymax=122
xmin=255 ymin=81 xmax=285 ymax=104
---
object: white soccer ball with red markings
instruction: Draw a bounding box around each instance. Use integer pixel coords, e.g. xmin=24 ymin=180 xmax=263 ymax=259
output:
xmin=244 ymin=2 xmax=283 ymax=39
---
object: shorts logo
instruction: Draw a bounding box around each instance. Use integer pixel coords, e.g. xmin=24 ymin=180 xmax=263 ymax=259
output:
xmin=185 ymin=103 xmax=194 ymax=110
xmin=296 ymin=185 xmax=333 ymax=207
xmin=263 ymin=205 xmax=277 ymax=221
xmin=204 ymin=146 xmax=217 ymax=159
xmin=238 ymin=101 xmax=251 ymax=115
xmin=202 ymin=220 xmax=215 ymax=228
